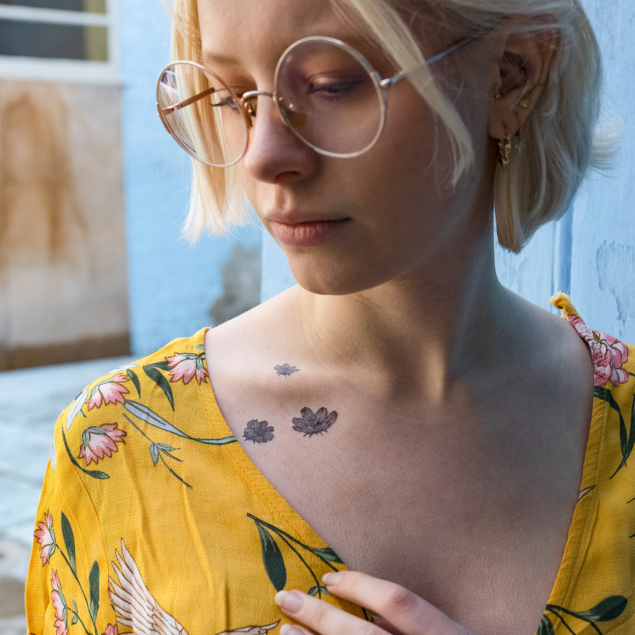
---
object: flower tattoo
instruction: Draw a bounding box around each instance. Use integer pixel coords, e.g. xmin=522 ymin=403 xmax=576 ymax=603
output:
xmin=292 ymin=407 xmax=338 ymax=437
xmin=243 ymin=419 xmax=275 ymax=444
xmin=274 ymin=363 xmax=299 ymax=377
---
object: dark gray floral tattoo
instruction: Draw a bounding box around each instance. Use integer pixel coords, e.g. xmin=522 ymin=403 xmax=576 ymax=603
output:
xmin=292 ymin=407 xmax=338 ymax=437
xmin=274 ymin=363 xmax=299 ymax=377
xmin=243 ymin=419 xmax=275 ymax=444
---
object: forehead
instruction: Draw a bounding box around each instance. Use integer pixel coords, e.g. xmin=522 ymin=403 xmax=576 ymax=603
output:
xmin=197 ymin=0 xmax=350 ymax=68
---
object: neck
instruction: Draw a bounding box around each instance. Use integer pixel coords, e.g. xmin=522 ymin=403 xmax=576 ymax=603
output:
xmin=296 ymin=228 xmax=523 ymax=403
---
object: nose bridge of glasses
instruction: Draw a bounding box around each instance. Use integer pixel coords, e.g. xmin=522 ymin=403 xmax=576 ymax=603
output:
xmin=242 ymin=90 xmax=275 ymax=110
xmin=241 ymin=90 xmax=276 ymax=119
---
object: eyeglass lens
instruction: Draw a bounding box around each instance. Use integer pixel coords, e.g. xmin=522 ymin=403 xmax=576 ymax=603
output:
xmin=158 ymin=63 xmax=249 ymax=166
xmin=275 ymin=39 xmax=383 ymax=157
xmin=157 ymin=39 xmax=385 ymax=167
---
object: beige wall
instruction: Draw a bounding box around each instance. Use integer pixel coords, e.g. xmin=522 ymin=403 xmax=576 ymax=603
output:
xmin=0 ymin=80 xmax=129 ymax=370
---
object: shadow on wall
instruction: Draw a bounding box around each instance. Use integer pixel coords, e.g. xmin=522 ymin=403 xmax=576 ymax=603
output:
xmin=209 ymin=243 xmax=262 ymax=326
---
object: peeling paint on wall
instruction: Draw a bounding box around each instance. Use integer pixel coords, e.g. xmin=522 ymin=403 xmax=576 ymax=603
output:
xmin=597 ymin=241 xmax=635 ymax=324
xmin=209 ymin=244 xmax=261 ymax=326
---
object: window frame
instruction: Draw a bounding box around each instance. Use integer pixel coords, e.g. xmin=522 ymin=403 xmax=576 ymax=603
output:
xmin=0 ymin=0 xmax=119 ymax=83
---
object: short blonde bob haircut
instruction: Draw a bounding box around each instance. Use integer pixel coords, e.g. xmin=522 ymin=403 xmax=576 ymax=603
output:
xmin=170 ymin=0 xmax=607 ymax=253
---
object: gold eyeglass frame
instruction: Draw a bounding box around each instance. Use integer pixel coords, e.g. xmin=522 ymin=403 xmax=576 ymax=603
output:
xmin=156 ymin=34 xmax=478 ymax=167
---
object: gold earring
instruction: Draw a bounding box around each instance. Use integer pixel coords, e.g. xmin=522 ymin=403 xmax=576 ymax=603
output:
xmin=518 ymin=97 xmax=531 ymax=109
xmin=494 ymin=86 xmax=503 ymax=100
xmin=498 ymin=127 xmax=513 ymax=169
xmin=513 ymin=111 xmax=526 ymax=156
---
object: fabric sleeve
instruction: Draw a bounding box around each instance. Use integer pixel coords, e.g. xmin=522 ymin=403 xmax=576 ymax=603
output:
xmin=25 ymin=403 xmax=113 ymax=635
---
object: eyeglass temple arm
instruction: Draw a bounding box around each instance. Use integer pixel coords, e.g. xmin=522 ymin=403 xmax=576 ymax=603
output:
xmin=379 ymin=34 xmax=480 ymax=90
xmin=160 ymin=86 xmax=216 ymax=115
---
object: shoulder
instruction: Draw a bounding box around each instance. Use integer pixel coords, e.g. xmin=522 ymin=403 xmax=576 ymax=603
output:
xmin=52 ymin=328 xmax=211 ymax=476
xmin=550 ymin=292 xmax=634 ymax=390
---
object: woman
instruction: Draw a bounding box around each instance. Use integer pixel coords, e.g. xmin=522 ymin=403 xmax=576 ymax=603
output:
xmin=26 ymin=0 xmax=634 ymax=634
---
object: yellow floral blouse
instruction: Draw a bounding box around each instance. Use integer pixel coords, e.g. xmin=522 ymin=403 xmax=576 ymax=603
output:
xmin=26 ymin=294 xmax=635 ymax=635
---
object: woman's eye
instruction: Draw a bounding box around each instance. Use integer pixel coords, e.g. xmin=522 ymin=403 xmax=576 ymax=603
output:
xmin=307 ymin=76 xmax=365 ymax=99
xmin=212 ymin=96 xmax=242 ymax=113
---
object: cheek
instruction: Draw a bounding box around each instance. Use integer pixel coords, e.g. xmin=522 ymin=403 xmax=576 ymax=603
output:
xmin=344 ymin=95 xmax=457 ymax=241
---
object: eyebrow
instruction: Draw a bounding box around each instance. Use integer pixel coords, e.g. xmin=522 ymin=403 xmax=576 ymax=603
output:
xmin=201 ymin=33 xmax=386 ymax=71
xmin=201 ymin=51 xmax=243 ymax=68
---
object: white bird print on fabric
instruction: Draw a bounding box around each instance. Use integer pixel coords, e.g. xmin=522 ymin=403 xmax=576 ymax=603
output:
xmin=108 ymin=539 xmax=279 ymax=635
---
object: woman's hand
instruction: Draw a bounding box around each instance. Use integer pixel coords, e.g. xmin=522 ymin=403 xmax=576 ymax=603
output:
xmin=274 ymin=571 xmax=477 ymax=635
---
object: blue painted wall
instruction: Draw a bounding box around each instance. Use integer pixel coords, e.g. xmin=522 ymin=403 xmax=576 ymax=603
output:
xmin=261 ymin=0 xmax=635 ymax=346
xmin=497 ymin=0 xmax=635 ymax=341
xmin=118 ymin=0 xmax=261 ymax=356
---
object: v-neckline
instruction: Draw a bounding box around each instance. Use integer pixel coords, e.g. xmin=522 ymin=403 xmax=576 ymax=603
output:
xmin=196 ymin=323 xmax=604 ymax=614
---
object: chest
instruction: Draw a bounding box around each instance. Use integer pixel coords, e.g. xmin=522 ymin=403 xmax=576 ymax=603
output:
xmin=214 ymin=380 xmax=587 ymax=635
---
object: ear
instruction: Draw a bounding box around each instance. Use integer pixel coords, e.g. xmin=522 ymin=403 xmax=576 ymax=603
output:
xmin=487 ymin=17 xmax=558 ymax=141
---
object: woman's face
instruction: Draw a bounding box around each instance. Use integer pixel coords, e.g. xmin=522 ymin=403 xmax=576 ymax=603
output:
xmin=197 ymin=0 xmax=497 ymax=295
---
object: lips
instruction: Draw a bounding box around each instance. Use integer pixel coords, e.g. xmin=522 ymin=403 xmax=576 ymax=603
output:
xmin=270 ymin=218 xmax=350 ymax=247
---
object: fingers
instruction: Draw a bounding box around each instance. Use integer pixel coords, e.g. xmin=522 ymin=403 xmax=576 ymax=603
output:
xmin=275 ymin=589 xmax=385 ymax=635
xmin=320 ymin=571 xmax=472 ymax=635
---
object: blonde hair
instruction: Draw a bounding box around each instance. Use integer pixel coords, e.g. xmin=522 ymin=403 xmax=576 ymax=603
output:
xmin=170 ymin=0 xmax=608 ymax=253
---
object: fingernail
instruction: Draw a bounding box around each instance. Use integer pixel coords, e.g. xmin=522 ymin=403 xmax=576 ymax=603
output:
xmin=275 ymin=590 xmax=304 ymax=613
xmin=280 ymin=625 xmax=303 ymax=635
xmin=322 ymin=571 xmax=343 ymax=585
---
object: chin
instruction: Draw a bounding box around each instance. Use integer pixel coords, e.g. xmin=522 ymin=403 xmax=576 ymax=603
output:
xmin=287 ymin=252 xmax=398 ymax=296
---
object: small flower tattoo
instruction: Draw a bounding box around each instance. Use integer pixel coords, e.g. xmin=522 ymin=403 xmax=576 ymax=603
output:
xmin=292 ymin=407 xmax=338 ymax=437
xmin=243 ymin=419 xmax=275 ymax=444
xmin=274 ymin=363 xmax=299 ymax=377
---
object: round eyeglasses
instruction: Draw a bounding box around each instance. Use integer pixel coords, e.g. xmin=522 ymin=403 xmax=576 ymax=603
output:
xmin=156 ymin=34 xmax=476 ymax=167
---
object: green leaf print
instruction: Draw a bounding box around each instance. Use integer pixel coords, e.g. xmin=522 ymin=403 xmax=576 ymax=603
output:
xmin=144 ymin=360 xmax=172 ymax=371
xmin=248 ymin=514 xmax=344 ymax=599
xmin=143 ymin=366 xmax=175 ymax=410
xmin=61 ymin=428 xmax=110 ymax=480
xmin=574 ymin=596 xmax=628 ymax=622
xmin=127 ymin=369 xmax=142 ymax=398
xmin=124 ymin=401 xmax=237 ymax=445
xmin=544 ymin=595 xmax=628 ymax=634
xmin=149 ymin=444 xmax=160 ymax=466
xmin=192 ymin=344 xmax=205 ymax=350
xmin=256 ymin=523 xmax=287 ymax=592
xmin=311 ymin=546 xmax=344 ymax=564
xmin=61 ymin=512 xmax=77 ymax=574
xmin=123 ymin=414 xmax=193 ymax=489
xmin=594 ymin=387 xmax=634 ymax=478
xmin=42 ymin=511 xmax=100 ymax=635
xmin=308 ymin=586 xmax=330 ymax=597
xmin=537 ymin=615 xmax=555 ymax=635
xmin=88 ymin=561 xmax=100 ymax=622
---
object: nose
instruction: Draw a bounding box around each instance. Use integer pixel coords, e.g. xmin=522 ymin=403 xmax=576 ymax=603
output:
xmin=242 ymin=93 xmax=318 ymax=185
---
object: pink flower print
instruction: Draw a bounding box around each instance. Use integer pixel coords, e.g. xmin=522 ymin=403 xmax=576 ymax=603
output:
xmin=34 ymin=511 xmax=56 ymax=565
xmin=78 ymin=423 xmax=126 ymax=466
xmin=567 ymin=315 xmax=630 ymax=387
xmin=87 ymin=374 xmax=130 ymax=410
xmin=103 ymin=625 xmax=119 ymax=635
xmin=166 ymin=353 xmax=209 ymax=385
xmin=50 ymin=570 xmax=68 ymax=635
